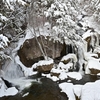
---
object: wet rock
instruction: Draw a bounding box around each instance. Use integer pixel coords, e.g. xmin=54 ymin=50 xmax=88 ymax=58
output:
xmin=85 ymin=36 xmax=91 ymax=51
xmin=89 ymin=68 xmax=100 ymax=74
xmin=18 ymin=36 xmax=64 ymax=67
xmin=0 ymin=78 xmax=68 ymax=100
xmin=51 ymin=72 xmax=60 ymax=77
xmin=37 ymin=63 xmax=54 ymax=73
xmin=75 ymin=95 xmax=80 ymax=100
xmin=61 ymin=58 xmax=71 ymax=64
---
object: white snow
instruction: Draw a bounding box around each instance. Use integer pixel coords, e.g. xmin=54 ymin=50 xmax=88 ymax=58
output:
xmin=50 ymin=62 xmax=82 ymax=81
xmin=59 ymin=83 xmax=76 ymax=100
xmin=94 ymin=46 xmax=100 ymax=53
xmin=15 ymin=55 xmax=37 ymax=77
xmin=37 ymin=58 xmax=53 ymax=66
xmin=73 ymin=85 xmax=82 ymax=98
xmin=4 ymin=87 xmax=18 ymax=96
xmin=87 ymin=59 xmax=100 ymax=70
xmin=84 ymin=52 xmax=100 ymax=74
xmin=42 ymin=74 xmax=59 ymax=81
xmin=57 ymin=62 xmax=73 ymax=72
xmin=59 ymin=80 xmax=100 ymax=100
xmin=25 ymin=22 xmax=51 ymax=41
xmin=59 ymin=73 xmax=68 ymax=80
xmin=81 ymin=80 xmax=100 ymax=100
xmin=61 ymin=54 xmax=77 ymax=63
xmin=25 ymin=27 xmax=34 ymax=40
xmin=82 ymin=30 xmax=93 ymax=39
xmin=67 ymin=72 xmax=82 ymax=80
xmin=0 ymin=78 xmax=18 ymax=97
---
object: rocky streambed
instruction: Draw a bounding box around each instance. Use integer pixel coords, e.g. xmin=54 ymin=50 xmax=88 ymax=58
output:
xmin=0 ymin=74 xmax=100 ymax=100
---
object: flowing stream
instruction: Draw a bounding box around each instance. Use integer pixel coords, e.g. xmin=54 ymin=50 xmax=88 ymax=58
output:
xmin=0 ymin=38 xmax=100 ymax=100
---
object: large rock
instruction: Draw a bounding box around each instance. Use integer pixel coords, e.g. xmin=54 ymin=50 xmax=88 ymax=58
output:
xmin=18 ymin=36 xmax=64 ymax=67
xmin=37 ymin=64 xmax=54 ymax=73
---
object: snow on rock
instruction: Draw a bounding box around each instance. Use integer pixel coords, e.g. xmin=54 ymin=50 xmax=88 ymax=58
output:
xmin=59 ymin=83 xmax=76 ymax=100
xmin=59 ymin=73 xmax=68 ymax=80
xmin=59 ymin=80 xmax=100 ymax=100
xmin=15 ymin=55 xmax=53 ymax=76
xmin=82 ymin=30 xmax=93 ymax=39
xmin=84 ymin=52 xmax=98 ymax=61
xmin=4 ymin=87 xmax=18 ymax=96
xmin=15 ymin=55 xmax=37 ymax=77
xmin=88 ymin=59 xmax=100 ymax=70
xmin=0 ymin=78 xmax=18 ymax=97
xmin=58 ymin=62 xmax=73 ymax=72
xmin=94 ymin=46 xmax=100 ymax=54
xmin=73 ymin=85 xmax=82 ymax=98
xmin=36 ymin=58 xmax=53 ymax=66
xmin=35 ymin=58 xmax=54 ymax=73
xmin=42 ymin=74 xmax=59 ymax=81
xmin=61 ymin=54 xmax=77 ymax=63
xmin=86 ymin=58 xmax=100 ymax=74
xmin=81 ymin=80 xmax=100 ymax=100
xmin=67 ymin=72 xmax=82 ymax=80
xmin=25 ymin=27 xmax=34 ymax=40
xmin=84 ymin=52 xmax=100 ymax=74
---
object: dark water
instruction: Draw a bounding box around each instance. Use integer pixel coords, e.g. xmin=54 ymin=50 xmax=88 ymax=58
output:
xmin=0 ymin=74 xmax=100 ymax=100
xmin=0 ymin=77 xmax=68 ymax=100
xmin=58 ymin=74 xmax=100 ymax=85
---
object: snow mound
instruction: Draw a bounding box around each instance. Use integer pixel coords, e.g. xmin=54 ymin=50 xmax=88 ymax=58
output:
xmin=67 ymin=72 xmax=82 ymax=80
xmin=37 ymin=58 xmax=53 ymax=66
xmin=59 ymin=83 xmax=76 ymax=100
xmin=61 ymin=54 xmax=77 ymax=63
xmin=81 ymin=80 xmax=100 ymax=100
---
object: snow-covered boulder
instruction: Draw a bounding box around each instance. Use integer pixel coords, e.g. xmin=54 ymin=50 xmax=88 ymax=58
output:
xmin=61 ymin=54 xmax=77 ymax=64
xmin=36 ymin=58 xmax=54 ymax=73
xmin=94 ymin=46 xmax=100 ymax=58
xmin=86 ymin=58 xmax=100 ymax=74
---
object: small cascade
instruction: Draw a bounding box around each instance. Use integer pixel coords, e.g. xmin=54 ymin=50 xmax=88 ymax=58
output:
xmin=2 ymin=59 xmax=24 ymax=79
xmin=0 ymin=39 xmax=25 ymax=79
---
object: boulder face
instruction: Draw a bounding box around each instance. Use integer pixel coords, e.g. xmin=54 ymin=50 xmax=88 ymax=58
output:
xmin=37 ymin=64 xmax=54 ymax=73
xmin=18 ymin=36 xmax=64 ymax=67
